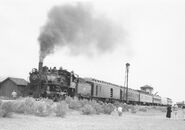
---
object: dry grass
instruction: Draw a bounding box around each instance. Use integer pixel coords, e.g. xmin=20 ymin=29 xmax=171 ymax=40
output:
xmin=1 ymin=98 xmax=185 ymax=130
xmin=1 ymin=110 xmax=185 ymax=130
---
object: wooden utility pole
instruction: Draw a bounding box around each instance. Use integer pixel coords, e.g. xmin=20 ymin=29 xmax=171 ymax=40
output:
xmin=125 ymin=63 xmax=130 ymax=103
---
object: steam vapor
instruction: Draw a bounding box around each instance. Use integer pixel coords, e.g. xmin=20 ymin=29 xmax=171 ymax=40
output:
xmin=38 ymin=2 xmax=124 ymax=62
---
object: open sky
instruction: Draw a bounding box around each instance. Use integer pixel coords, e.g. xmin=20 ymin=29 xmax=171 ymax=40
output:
xmin=0 ymin=0 xmax=185 ymax=102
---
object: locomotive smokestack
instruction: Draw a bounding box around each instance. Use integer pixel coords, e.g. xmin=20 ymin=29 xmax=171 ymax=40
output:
xmin=38 ymin=61 xmax=43 ymax=73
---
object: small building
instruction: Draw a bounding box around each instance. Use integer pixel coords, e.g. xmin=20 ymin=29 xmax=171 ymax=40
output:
xmin=140 ymin=85 xmax=153 ymax=94
xmin=176 ymin=101 xmax=185 ymax=108
xmin=0 ymin=77 xmax=28 ymax=98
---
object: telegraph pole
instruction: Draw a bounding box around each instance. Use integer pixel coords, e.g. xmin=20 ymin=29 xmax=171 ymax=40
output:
xmin=125 ymin=63 xmax=130 ymax=104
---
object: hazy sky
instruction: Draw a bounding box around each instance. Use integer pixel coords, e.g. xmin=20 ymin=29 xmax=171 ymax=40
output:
xmin=0 ymin=0 xmax=185 ymax=102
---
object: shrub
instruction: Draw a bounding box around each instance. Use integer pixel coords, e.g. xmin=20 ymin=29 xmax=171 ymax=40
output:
xmin=103 ymin=103 xmax=115 ymax=115
xmin=0 ymin=109 xmax=6 ymax=117
xmin=55 ymin=101 xmax=68 ymax=118
xmin=0 ymin=96 xmax=10 ymax=100
xmin=119 ymin=103 xmax=131 ymax=112
xmin=40 ymin=98 xmax=54 ymax=106
xmin=12 ymin=100 xmax=25 ymax=113
xmin=150 ymin=106 xmax=166 ymax=112
xmin=158 ymin=107 xmax=167 ymax=112
xmin=12 ymin=97 xmax=54 ymax=116
xmin=88 ymin=100 xmax=104 ymax=114
xmin=79 ymin=99 xmax=89 ymax=107
xmin=68 ymin=99 xmax=82 ymax=110
xmin=0 ymin=102 xmax=13 ymax=118
xmin=94 ymin=104 xmax=104 ymax=114
xmin=121 ymin=104 xmax=137 ymax=113
xmin=152 ymin=106 xmax=157 ymax=109
xmin=65 ymin=96 xmax=73 ymax=104
xmin=34 ymin=101 xmax=50 ymax=117
xmin=119 ymin=103 xmax=128 ymax=112
xmin=127 ymin=105 xmax=135 ymax=111
xmin=113 ymin=101 xmax=121 ymax=107
xmin=81 ymin=104 xmax=95 ymax=115
xmin=130 ymin=107 xmax=137 ymax=113
xmin=97 ymin=100 xmax=104 ymax=105
xmin=12 ymin=97 xmax=36 ymax=114
xmin=40 ymin=98 xmax=53 ymax=114
xmin=24 ymin=97 xmax=36 ymax=114
xmin=138 ymin=107 xmax=147 ymax=112
xmin=0 ymin=99 xmax=2 ymax=106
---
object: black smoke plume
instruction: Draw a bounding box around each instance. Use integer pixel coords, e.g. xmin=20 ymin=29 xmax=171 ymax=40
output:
xmin=38 ymin=2 xmax=123 ymax=62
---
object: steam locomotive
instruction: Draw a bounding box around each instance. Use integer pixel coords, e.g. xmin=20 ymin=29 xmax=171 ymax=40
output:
xmin=28 ymin=62 xmax=172 ymax=105
xmin=28 ymin=62 xmax=78 ymax=100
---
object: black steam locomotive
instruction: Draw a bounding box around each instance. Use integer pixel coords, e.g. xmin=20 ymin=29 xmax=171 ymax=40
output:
xmin=28 ymin=62 xmax=78 ymax=100
xmin=28 ymin=62 xmax=172 ymax=105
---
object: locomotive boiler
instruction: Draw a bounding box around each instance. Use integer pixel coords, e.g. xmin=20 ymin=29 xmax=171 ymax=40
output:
xmin=28 ymin=61 xmax=78 ymax=100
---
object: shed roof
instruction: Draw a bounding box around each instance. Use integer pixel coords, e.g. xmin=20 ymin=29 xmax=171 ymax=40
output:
xmin=0 ymin=77 xmax=7 ymax=82
xmin=1 ymin=77 xmax=28 ymax=86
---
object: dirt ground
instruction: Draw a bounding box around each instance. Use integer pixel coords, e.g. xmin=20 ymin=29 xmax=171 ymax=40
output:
xmin=0 ymin=110 xmax=185 ymax=130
